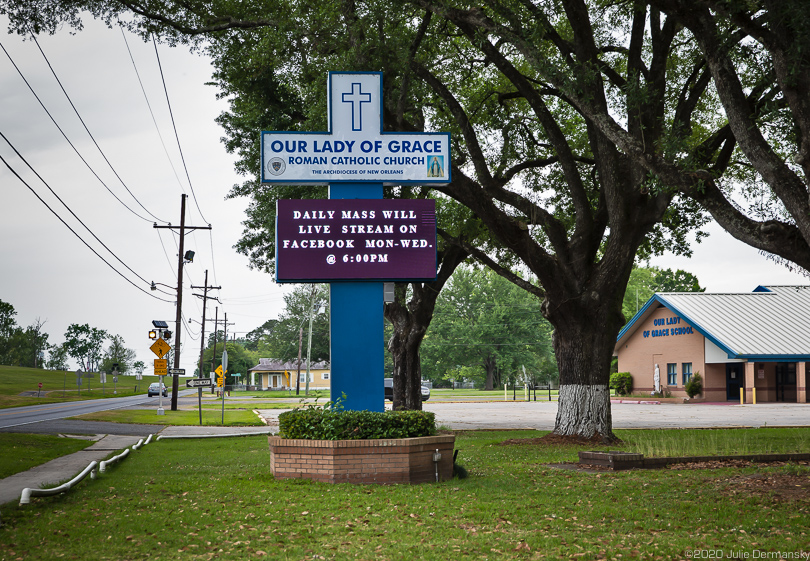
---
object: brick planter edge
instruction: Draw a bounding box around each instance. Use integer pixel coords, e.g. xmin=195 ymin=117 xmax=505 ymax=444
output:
xmin=268 ymin=434 xmax=456 ymax=484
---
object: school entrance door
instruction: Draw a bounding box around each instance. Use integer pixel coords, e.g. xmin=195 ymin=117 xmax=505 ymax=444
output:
xmin=726 ymin=364 xmax=744 ymax=401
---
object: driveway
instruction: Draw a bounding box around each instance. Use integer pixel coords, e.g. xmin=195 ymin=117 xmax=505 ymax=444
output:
xmin=256 ymin=401 xmax=810 ymax=431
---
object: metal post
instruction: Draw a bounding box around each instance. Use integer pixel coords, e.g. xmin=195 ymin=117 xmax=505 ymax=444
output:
xmin=157 ymin=375 xmax=165 ymax=415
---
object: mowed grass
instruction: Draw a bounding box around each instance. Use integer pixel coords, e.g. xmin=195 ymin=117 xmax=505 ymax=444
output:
xmin=0 ymin=433 xmax=93 ymax=479
xmin=1 ymin=429 xmax=808 ymax=560
xmin=68 ymin=408 xmax=266 ymax=426
xmin=0 ymin=365 xmax=165 ymax=408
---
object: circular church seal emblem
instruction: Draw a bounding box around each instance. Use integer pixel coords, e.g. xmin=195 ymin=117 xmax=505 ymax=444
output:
xmin=267 ymin=157 xmax=286 ymax=176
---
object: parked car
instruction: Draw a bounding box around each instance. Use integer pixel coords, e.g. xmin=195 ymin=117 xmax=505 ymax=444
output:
xmin=383 ymin=378 xmax=430 ymax=401
xmin=148 ymin=382 xmax=168 ymax=397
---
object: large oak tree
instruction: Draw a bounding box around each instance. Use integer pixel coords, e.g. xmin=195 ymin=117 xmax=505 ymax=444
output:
xmin=4 ymin=0 xmax=768 ymax=441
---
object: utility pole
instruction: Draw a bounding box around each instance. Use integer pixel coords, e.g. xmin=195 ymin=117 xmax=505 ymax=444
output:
xmin=305 ymin=285 xmax=317 ymax=396
xmin=206 ymin=309 xmax=234 ymax=395
xmin=210 ymin=307 xmax=218 ymax=395
xmin=192 ymin=270 xmax=220 ymax=425
xmin=153 ymin=194 xmax=211 ymax=411
xmin=296 ymin=327 xmax=303 ymax=396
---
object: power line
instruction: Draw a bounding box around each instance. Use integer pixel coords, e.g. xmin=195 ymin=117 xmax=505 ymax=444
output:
xmin=151 ymin=35 xmax=209 ymax=225
xmin=0 ymin=149 xmax=173 ymax=303
xmin=119 ymin=27 xmax=188 ymax=196
xmin=0 ymin=129 xmax=165 ymax=292
xmin=0 ymin=38 xmax=162 ymax=224
xmin=31 ymin=33 xmax=170 ymax=224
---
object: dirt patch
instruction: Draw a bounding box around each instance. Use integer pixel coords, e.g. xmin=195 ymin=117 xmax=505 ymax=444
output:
xmin=712 ymin=465 xmax=810 ymax=502
xmin=499 ymin=433 xmax=623 ymax=446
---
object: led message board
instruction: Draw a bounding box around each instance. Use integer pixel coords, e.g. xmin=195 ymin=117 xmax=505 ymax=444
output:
xmin=276 ymin=199 xmax=437 ymax=282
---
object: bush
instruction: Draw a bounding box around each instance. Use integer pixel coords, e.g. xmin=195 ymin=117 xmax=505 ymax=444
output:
xmin=278 ymin=407 xmax=436 ymax=440
xmin=685 ymin=371 xmax=703 ymax=399
xmin=609 ymin=372 xmax=633 ymax=396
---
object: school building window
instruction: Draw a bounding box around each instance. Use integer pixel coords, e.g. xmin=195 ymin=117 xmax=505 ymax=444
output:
xmin=667 ymin=363 xmax=677 ymax=386
xmin=682 ymin=363 xmax=693 ymax=385
xmin=321 ymin=372 xmax=330 ymax=380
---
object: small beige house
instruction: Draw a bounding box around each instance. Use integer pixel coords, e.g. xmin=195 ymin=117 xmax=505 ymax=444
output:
xmin=248 ymin=358 xmax=331 ymax=391
xmin=615 ymin=285 xmax=809 ymax=403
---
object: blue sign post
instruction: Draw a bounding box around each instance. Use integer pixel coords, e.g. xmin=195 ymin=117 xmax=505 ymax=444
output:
xmin=262 ymin=72 xmax=450 ymax=411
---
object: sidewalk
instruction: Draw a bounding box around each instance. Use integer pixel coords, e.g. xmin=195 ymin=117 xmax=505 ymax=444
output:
xmin=0 ymin=434 xmax=144 ymax=506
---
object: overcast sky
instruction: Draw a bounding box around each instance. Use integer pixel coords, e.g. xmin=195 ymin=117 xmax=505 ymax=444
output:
xmin=0 ymin=17 xmax=290 ymax=374
xmin=1 ymin=15 xmax=807 ymax=375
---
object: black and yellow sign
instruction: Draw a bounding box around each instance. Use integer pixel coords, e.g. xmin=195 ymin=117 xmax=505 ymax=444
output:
xmin=154 ymin=359 xmax=168 ymax=376
xmin=150 ymin=338 xmax=171 ymax=358
xmin=215 ymin=364 xmax=226 ymax=387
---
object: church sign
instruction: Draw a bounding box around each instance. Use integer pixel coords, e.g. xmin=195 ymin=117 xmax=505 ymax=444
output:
xmin=275 ymin=198 xmax=437 ymax=282
xmin=261 ymin=73 xmax=450 ymax=185
xmin=260 ymin=71 xmax=450 ymax=412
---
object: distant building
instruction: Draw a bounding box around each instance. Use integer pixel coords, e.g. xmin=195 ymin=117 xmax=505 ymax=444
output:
xmin=614 ymin=286 xmax=809 ymax=403
xmin=247 ymin=358 xmax=330 ymax=391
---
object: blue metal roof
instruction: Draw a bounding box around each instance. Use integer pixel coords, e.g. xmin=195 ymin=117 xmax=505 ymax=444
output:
xmin=615 ymin=286 xmax=810 ymax=360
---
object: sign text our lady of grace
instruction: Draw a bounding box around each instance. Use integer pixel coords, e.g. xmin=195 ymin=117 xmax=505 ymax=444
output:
xmin=261 ymin=72 xmax=451 ymax=411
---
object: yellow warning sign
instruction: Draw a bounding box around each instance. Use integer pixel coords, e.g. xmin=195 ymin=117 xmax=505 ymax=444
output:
xmin=150 ymin=338 xmax=171 ymax=358
xmin=154 ymin=359 xmax=168 ymax=376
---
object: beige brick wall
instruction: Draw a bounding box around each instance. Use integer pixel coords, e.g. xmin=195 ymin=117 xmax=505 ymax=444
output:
xmin=268 ymin=435 xmax=455 ymax=484
xmin=616 ymin=307 xmax=705 ymax=397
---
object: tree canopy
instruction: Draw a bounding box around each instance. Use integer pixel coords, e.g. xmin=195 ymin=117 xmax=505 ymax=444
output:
xmin=6 ymin=0 xmax=808 ymax=440
xmin=421 ymin=266 xmax=557 ymax=390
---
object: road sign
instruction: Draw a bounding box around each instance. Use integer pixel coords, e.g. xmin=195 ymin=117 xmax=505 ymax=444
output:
xmin=154 ymin=359 xmax=168 ymax=376
xmin=215 ymin=364 xmax=223 ymax=376
xmin=99 ymin=371 xmax=107 ymax=383
xmin=221 ymin=350 xmax=228 ymax=373
xmin=186 ymin=378 xmax=213 ymax=388
xmin=150 ymin=338 xmax=171 ymax=358
xmin=168 ymin=368 xmax=185 ymax=375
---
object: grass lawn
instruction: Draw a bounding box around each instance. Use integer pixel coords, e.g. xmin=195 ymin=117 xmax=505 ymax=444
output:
xmin=0 ymin=433 xmax=94 ymax=479
xmin=0 ymin=365 xmax=167 ymax=408
xmin=68 ymin=408 xmax=266 ymax=426
xmin=1 ymin=428 xmax=807 ymax=560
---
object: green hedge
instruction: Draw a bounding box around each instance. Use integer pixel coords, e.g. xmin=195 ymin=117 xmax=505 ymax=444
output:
xmin=609 ymin=371 xmax=633 ymax=396
xmin=278 ymin=408 xmax=437 ymax=440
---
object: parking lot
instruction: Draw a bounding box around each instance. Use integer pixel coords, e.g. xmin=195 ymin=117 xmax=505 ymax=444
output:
xmin=254 ymin=400 xmax=810 ymax=431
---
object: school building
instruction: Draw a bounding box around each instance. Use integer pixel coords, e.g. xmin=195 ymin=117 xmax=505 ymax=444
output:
xmin=247 ymin=358 xmax=331 ymax=391
xmin=614 ymin=285 xmax=809 ymax=403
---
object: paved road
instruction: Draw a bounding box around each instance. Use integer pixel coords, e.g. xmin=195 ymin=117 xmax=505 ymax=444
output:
xmin=0 ymin=390 xmax=198 ymax=435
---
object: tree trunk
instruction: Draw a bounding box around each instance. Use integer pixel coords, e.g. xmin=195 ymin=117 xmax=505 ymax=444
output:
xmin=388 ymin=316 xmax=425 ymax=410
xmin=484 ymin=356 xmax=497 ymax=391
xmin=544 ymin=284 xmax=628 ymax=443
xmin=384 ymin=244 xmax=469 ymax=410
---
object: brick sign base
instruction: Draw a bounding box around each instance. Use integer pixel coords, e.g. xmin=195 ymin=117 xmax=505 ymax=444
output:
xmin=268 ymin=434 xmax=455 ymax=484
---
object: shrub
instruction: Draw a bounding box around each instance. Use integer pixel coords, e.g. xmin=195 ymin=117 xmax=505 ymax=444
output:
xmin=609 ymin=372 xmax=633 ymax=396
xmin=278 ymin=407 xmax=436 ymax=440
xmin=685 ymin=371 xmax=703 ymax=399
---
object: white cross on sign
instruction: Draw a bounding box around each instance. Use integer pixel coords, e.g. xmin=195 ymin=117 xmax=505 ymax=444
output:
xmin=341 ymin=82 xmax=372 ymax=131
xmin=261 ymin=72 xmax=451 ymax=186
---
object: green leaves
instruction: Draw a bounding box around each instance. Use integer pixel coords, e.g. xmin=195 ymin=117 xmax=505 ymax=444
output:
xmin=278 ymin=407 xmax=437 ymax=440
